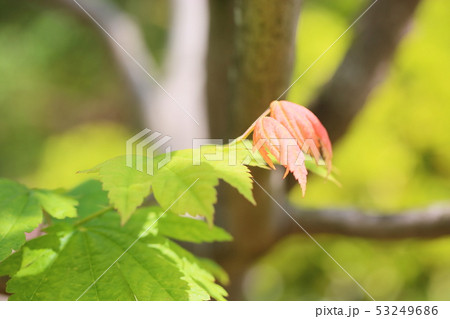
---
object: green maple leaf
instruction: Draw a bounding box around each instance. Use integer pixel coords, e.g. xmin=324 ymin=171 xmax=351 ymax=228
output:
xmin=195 ymin=257 xmax=230 ymax=286
xmin=0 ymin=232 xmax=61 ymax=277
xmin=172 ymin=142 xmax=263 ymax=204
xmin=0 ymin=183 xmax=229 ymax=301
xmin=0 ymin=179 xmax=79 ymax=262
xmin=0 ymin=179 xmax=43 ymax=262
xmin=33 ymin=190 xmax=78 ymax=219
xmin=66 ymin=179 xmax=110 ymax=219
xmin=2 ymin=208 xmax=227 ymax=300
xmin=85 ymin=144 xmax=258 ymax=225
xmin=152 ymin=156 xmax=219 ymax=226
xmin=208 ymin=162 xmax=256 ymax=205
xmin=5 ymin=229 xmax=191 ymax=300
xmin=145 ymin=236 xmax=228 ymax=301
xmin=83 ymin=156 xmax=153 ymax=225
xmin=136 ymin=206 xmax=232 ymax=243
xmin=303 ymin=155 xmax=341 ymax=187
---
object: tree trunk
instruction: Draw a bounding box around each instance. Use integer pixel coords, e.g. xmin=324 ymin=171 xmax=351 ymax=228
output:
xmin=207 ymin=0 xmax=302 ymax=300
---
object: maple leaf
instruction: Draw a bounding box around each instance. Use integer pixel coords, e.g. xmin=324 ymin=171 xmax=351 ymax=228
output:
xmin=253 ymin=117 xmax=308 ymax=195
xmin=270 ymin=100 xmax=333 ymax=173
xmin=245 ymin=100 xmax=334 ymax=195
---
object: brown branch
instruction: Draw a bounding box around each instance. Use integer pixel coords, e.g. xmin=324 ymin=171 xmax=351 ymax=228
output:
xmin=280 ymin=203 xmax=450 ymax=240
xmin=311 ymin=0 xmax=422 ymax=142
xmin=286 ymin=0 xmax=422 ymax=191
xmin=284 ymin=0 xmax=431 ymax=239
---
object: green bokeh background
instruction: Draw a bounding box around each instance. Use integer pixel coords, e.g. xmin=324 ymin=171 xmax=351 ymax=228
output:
xmin=1 ymin=0 xmax=449 ymax=300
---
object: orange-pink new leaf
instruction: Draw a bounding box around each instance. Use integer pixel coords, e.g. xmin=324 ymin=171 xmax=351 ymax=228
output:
xmin=253 ymin=117 xmax=308 ymax=196
xmin=252 ymin=125 xmax=275 ymax=170
xmin=270 ymin=100 xmax=333 ymax=173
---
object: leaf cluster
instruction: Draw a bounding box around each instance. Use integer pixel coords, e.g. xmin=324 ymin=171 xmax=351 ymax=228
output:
xmin=0 ymin=141 xmax=336 ymax=300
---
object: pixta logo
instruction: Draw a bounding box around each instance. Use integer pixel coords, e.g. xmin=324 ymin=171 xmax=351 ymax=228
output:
xmin=126 ymin=128 xmax=172 ymax=175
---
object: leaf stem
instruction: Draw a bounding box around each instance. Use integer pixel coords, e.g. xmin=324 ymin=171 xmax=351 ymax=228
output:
xmin=74 ymin=206 xmax=114 ymax=226
xmin=231 ymin=107 xmax=271 ymax=144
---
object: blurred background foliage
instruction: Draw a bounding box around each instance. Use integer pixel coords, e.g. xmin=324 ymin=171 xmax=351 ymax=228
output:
xmin=1 ymin=0 xmax=449 ymax=300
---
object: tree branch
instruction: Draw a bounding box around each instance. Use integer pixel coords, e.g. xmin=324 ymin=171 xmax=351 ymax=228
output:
xmin=150 ymin=0 xmax=210 ymax=149
xmin=281 ymin=0 xmax=432 ymax=241
xmin=280 ymin=203 xmax=450 ymax=239
xmin=49 ymin=0 xmax=210 ymax=147
xmin=286 ymin=0 xmax=422 ymax=191
xmin=51 ymin=0 xmax=160 ymax=127
xmin=311 ymin=0 xmax=422 ymax=142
